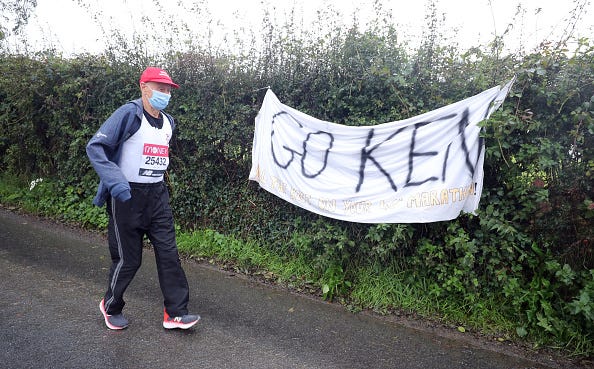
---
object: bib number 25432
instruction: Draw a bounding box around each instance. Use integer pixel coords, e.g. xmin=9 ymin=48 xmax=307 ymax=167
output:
xmin=139 ymin=143 xmax=169 ymax=177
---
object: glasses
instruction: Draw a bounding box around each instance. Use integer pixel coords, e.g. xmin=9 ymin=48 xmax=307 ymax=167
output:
xmin=142 ymin=83 xmax=172 ymax=95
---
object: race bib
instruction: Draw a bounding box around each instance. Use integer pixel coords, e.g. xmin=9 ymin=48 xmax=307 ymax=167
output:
xmin=139 ymin=143 xmax=169 ymax=177
xmin=119 ymin=114 xmax=173 ymax=183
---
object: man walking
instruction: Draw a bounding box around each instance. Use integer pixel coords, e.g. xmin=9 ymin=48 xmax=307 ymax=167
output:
xmin=87 ymin=67 xmax=200 ymax=330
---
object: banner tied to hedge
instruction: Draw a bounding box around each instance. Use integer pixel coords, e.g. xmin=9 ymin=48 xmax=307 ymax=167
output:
xmin=249 ymin=79 xmax=514 ymax=223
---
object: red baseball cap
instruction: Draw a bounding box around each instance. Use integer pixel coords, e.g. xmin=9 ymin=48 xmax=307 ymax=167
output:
xmin=139 ymin=67 xmax=180 ymax=88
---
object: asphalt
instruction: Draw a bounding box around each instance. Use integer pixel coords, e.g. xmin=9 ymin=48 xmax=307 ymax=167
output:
xmin=0 ymin=208 xmax=573 ymax=369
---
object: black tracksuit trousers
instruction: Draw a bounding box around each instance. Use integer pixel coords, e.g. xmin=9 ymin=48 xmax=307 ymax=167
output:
xmin=103 ymin=181 xmax=189 ymax=317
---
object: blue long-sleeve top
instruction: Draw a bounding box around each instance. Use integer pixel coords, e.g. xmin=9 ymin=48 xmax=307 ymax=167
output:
xmin=86 ymin=98 xmax=176 ymax=206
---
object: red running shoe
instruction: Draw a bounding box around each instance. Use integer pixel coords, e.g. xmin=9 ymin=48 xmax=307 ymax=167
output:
xmin=99 ymin=299 xmax=128 ymax=330
xmin=163 ymin=308 xmax=200 ymax=329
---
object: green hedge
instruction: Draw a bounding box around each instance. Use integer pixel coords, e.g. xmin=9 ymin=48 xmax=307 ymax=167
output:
xmin=1 ymin=13 xmax=593 ymax=355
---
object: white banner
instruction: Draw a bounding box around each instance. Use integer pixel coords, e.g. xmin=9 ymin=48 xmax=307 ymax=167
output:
xmin=249 ymin=80 xmax=513 ymax=223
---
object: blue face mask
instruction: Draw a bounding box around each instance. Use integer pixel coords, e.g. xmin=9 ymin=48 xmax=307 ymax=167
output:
xmin=148 ymin=89 xmax=171 ymax=110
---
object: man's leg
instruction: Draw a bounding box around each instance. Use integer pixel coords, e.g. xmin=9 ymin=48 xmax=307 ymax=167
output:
xmin=147 ymin=184 xmax=189 ymax=317
xmin=104 ymin=196 xmax=145 ymax=315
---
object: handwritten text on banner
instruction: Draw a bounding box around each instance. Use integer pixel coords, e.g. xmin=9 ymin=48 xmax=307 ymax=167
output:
xmin=249 ymin=81 xmax=513 ymax=223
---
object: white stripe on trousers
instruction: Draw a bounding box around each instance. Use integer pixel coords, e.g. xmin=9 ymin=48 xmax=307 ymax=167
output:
xmin=105 ymin=196 xmax=125 ymax=313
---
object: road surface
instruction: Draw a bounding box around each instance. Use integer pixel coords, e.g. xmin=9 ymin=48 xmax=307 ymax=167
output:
xmin=0 ymin=208 xmax=573 ymax=369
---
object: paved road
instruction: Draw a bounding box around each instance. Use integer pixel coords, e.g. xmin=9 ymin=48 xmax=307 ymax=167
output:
xmin=0 ymin=208 xmax=568 ymax=369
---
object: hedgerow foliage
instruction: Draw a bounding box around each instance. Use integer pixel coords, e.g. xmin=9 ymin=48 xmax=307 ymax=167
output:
xmin=1 ymin=1 xmax=593 ymax=354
